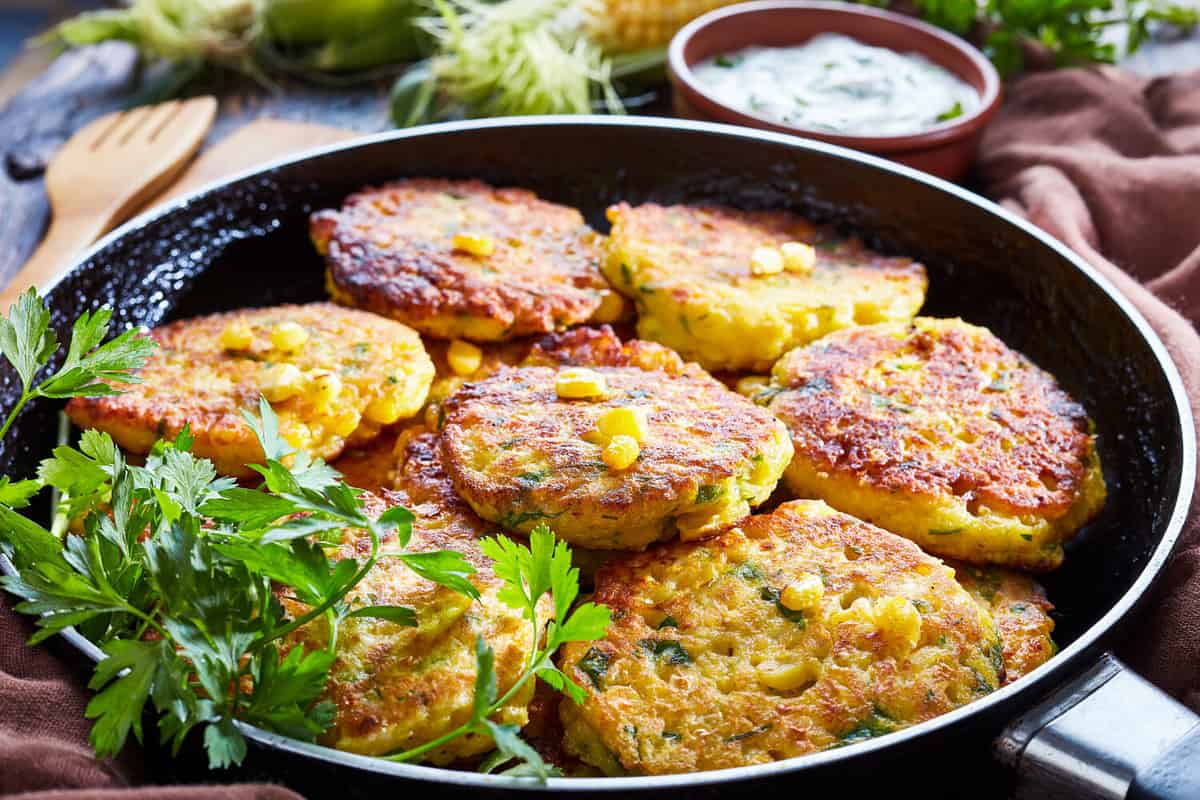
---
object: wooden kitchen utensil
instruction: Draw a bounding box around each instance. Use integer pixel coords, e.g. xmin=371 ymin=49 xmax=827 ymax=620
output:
xmin=0 ymin=96 xmax=217 ymax=309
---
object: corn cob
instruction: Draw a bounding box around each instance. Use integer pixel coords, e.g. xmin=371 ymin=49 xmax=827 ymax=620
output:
xmin=585 ymin=0 xmax=746 ymax=51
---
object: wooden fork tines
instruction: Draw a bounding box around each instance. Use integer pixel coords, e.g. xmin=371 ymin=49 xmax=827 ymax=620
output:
xmin=1 ymin=96 xmax=218 ymax=308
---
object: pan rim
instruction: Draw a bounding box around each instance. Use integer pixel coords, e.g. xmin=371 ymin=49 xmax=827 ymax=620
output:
xmin=13 ymin=115 xmax=1196 ymax=790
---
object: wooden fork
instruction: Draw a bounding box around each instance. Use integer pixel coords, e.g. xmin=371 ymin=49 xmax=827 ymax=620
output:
xmin=0 ymin=96 xmax=218 ymax=308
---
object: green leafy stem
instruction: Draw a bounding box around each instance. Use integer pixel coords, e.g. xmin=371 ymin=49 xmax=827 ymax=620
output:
xmin=0 ymin=289 xmax=611 ymax=777
xmin=384 ymin=526 xmax=611 ymax=776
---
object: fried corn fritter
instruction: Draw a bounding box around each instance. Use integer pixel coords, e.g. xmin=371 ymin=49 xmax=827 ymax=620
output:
xmin=558 ymin=500 xmax=1004 ymax=775
xmin=395 ymin=429 xmax=473 ymax=512
xmin=439 ymin=362 xmax=793 ymax=550
xmin=950 ymin=561 xmax=1056 ymax=684
xmin=66 ymin=304 xmax=433 ymax=478
xmin=337 ymin=329 xmax=654 ymax=489
xmin=399 ymin=422 xmax=620 ymax=588
xmin=603 ymin=202 xmax=928 ymax=372
xmin=763 ymin=318 xmax=1105 ymax=571
xmin=312 ymin=179 xmax=624 ymax=341
xmin=282 ymin=492 xmax=548 ymax=764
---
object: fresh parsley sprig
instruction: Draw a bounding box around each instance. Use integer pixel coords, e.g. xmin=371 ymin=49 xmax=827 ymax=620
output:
xmin=0 ymin=288 xmax=155 ymax=441
xmin=0 ymin=289 xmax=612 ymax=777
xmin=0 ymin=291 xmax=477 ymax=767
xmin=4 ymin=400 xmax=474 ymax=767
xmin=385 ymin=524 xmax=611 ymax=778
xmin=908 ymin=0 xmax=1200 ymax=77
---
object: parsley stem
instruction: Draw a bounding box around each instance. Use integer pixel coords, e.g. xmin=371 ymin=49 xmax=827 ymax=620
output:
xmin=120 ymin=601 xmax=169 ymax=641
xmin=384 ymin=721 xmax=474 ymax=763
xmin=0 ymin=390 xmax=33 ymax=443
xmin=131 ymin=601 xmax=162 ymax=641
xmin=251 ymin=519 xmax=381 ymax=652
xmin=489 ymin=613 xmax=552 ymax=712
xmin=382 ymin=648 xmax=553 ymax=764
xmin=325 ymin=608 xmax=340 ymax=654
xmin=493 ymin=648 xmax=551 ymax=712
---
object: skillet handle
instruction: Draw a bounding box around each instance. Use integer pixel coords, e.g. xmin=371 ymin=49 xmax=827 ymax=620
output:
xmin=995 ymin=652 xmax=1200 ymax=800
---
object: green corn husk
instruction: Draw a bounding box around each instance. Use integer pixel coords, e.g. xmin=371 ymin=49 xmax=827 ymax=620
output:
xmin=54 ymin=0 xmax=262 ymax=70
xmin=263 ymin=0 xmax=426 ymax=70
xmin=50 ymin=0 xmax=426 ymax=75
xmin=264 ymin=0 xmax=419 ymax=44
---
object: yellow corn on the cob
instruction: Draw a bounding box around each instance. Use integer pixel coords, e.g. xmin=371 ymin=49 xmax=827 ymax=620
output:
xmin=587 ymin=0 xmax=746 ymax=51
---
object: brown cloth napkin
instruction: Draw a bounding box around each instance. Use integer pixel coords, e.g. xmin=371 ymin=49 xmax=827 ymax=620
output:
xmin=2 ymin=65 xmax=1200 ymax=798
xmin=977 ymin=66 xmax=1200 ymax=709
xmin=0 ymin=592 xmax=301 ymax=800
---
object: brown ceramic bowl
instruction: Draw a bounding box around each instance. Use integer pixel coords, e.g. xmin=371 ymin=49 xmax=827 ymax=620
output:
xmin=667 ymin=0 xmax=1002 ymax=180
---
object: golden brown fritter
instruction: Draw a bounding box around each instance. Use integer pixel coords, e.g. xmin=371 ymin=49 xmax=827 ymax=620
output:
xmin=439 ymin=363 xmax=793 ymax=550
xmin=334 ymin=324 xmax=680 ymax=497
xmin=394 ymin=428 xmax=473 ymax=513
xmin=764 ymin=318 xmax=1105 ymax=571
xmin=396 ymin=427 xmax=618 ymax=588
xmin=558 ymin=499 xmax=1004 ymax=775
xmin=950 ymin=561 xmax=1056 ymax=684
xmin=281 ymin=491 xmax=548 ymax=764
xmin=420 ymin=326 xmax=686 ymax=434
xmin=66 ymin=304 xmax=433 ymax=478
xmin=313 ymin=179 xmax=623 ymax=341
xmin=603 ymin=202 xmax=928 ymax=372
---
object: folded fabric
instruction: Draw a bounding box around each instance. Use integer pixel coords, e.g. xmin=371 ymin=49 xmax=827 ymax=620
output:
xmin=977 ymin=65 xmax=1200 ymax=709
xmin=0 ymin=594 xmax=302 ymax=799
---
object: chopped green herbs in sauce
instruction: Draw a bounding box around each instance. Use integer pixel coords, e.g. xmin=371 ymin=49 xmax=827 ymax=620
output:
xmin=695 ymin=484 xmax=723 ymax=504
xmin=937 ymin=100 xmax=965 ymax=121
xmin=694 ymin=33 xmax=980 ymax=136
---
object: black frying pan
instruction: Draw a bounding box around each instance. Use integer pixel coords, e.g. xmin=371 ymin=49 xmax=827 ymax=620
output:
xmin=1 ymin=118 xmax=1195 ymax=799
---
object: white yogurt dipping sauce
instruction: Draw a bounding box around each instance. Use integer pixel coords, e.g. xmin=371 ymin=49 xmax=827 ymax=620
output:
xmin=692 ymin=33 xmax=980 ymax=136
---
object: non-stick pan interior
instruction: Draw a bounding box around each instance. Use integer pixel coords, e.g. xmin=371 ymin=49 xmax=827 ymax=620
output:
xmin=0 ymin=118 xmax=1189 ymax=793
